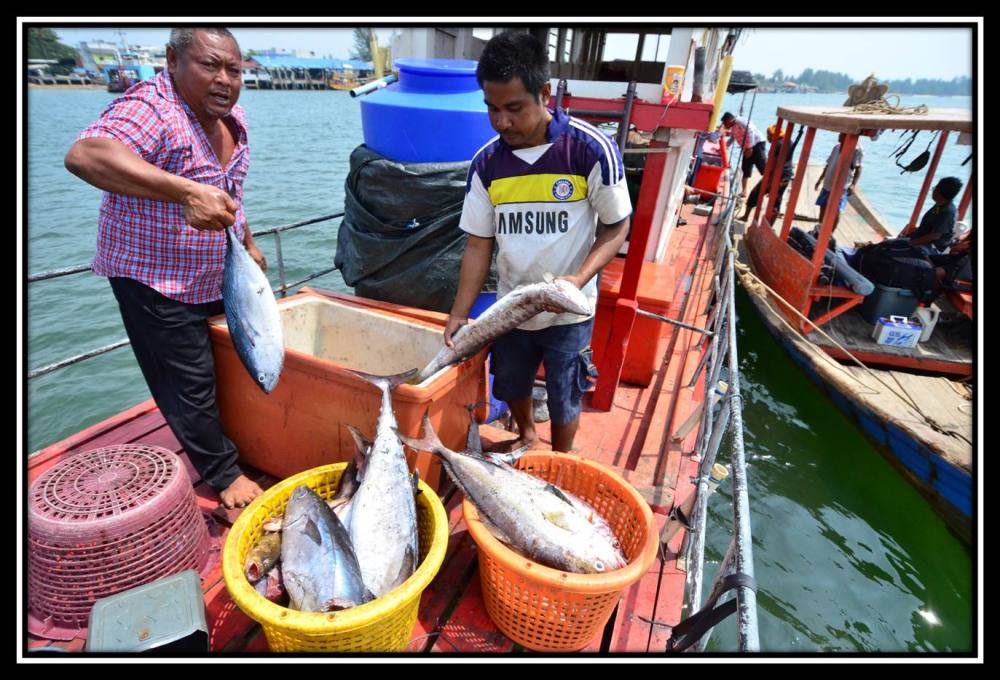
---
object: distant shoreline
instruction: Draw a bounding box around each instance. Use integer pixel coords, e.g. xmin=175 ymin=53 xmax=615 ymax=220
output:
xmin=28 ymin=83 xmax=106 ymax=90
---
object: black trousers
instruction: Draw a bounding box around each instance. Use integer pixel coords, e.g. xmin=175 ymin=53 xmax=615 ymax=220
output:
xmin=746 ymin=177 xmax=789 ymax=213
xmin=741 ymin=141 xmax=768 ymax=179
xmin=109 ymin=276 xmax=242 ymax=491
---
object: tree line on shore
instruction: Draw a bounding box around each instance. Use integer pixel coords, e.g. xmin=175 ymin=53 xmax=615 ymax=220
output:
xmin=753 ymin=68 xmax=971 ymax=96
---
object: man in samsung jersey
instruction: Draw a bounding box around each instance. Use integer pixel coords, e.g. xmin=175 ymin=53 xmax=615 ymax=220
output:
xmin=442 ymin=31 xmax=632 ymax=453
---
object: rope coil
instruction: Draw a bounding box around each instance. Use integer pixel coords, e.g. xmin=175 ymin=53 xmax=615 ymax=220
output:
xmin=826 ymin=95 xmax=929 ymax=116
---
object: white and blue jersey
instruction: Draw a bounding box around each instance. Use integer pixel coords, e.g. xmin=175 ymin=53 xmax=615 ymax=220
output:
xmin=459 ymin=107 xmax=633 ymax=330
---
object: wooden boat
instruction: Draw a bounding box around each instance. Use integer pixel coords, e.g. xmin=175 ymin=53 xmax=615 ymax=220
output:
xmin=25 ymin=28 xmax=759 ymax=654
xmin=735 ymin=105 xmax=974 ymax=544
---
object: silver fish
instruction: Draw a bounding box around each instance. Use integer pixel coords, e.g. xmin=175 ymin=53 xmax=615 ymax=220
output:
xmin=396 ymin=414 xmax=627 ymax=574
xmin=335 ymin=424 xmax=372 ymax=530
xmin=464 ymin=403 xmax=527 ymax=466
xmin=347 ymin=369 xmax=421 ymax=598
xmin=418 ymin=277 xmax=591 ymax=382
xmin=280 ymin=485 xmax=372 ymax=612
xmin=222 ymin=227 xmax=284 ymax=393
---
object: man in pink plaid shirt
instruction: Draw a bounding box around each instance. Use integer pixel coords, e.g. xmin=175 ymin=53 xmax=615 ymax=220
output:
xmin=66 ymin=28 xmax=265 ymax=508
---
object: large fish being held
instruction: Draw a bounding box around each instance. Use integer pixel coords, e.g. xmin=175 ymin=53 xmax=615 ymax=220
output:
xmin=280 ymin=485 xmax=372 ymax=612
xmin=396 ymin=415 xmax=627 ymax=574
xmin=417 ymin=276 xmax=591 ymax=383
xmin=347 ymin=369 xmax=421 ymax=598
xmin=222 ymin=227 xmax=284 ymax=393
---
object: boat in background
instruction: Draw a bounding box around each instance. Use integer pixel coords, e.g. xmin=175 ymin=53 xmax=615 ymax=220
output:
xmin=735 ymin=102 xmax=974 ymax=543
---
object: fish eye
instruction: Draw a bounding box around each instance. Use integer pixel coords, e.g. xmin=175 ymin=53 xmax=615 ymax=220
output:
xmin=258 ymin=373 xmax=266 ymax=383
xmin=594 ymin=561 xmax=605 ymax=572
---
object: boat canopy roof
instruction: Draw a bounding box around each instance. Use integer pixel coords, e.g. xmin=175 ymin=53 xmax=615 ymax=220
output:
xmin=775 ymin=106 xmax=972 ymax=134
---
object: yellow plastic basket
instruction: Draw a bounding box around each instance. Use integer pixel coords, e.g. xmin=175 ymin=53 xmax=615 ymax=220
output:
xmin=223 ymin=463 xmax=448 ymax=652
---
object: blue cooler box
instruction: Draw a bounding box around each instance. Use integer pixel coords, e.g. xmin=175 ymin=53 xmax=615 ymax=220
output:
xmin=872 ymin=315 xmax=923 ymax=349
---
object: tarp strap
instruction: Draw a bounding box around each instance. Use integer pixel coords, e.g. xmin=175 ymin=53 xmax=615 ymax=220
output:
xmin=667 ymin=572 xmax=757 ymax=652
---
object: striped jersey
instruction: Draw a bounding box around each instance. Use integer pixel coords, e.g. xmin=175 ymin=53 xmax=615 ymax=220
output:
xmin=460 ymin=107 xmax=632 ymax=330
xmin=77 ymin=70 xmax=250 ymax=304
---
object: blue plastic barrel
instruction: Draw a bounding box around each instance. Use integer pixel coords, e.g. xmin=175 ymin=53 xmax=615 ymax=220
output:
xmin=469 ymin=292 xmax=509 ymax=423
xmin=360 ymin=59 xmax=497 ymax=163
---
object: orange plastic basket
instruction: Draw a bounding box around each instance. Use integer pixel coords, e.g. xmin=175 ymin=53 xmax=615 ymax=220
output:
xmin=463 ymin=452 xmax=658 ymax=652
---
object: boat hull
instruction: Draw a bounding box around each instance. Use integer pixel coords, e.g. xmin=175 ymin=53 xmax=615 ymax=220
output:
xmin=739 ymin=274 xmax=973 ymax=545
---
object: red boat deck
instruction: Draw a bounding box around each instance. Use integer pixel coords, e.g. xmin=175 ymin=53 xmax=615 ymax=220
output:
xmin=26 ymin=201 xmax=721 ymax=654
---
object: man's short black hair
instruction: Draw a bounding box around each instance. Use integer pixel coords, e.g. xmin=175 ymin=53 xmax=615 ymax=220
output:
xmin=169 ymin=28 xmax=240 ymax=58
xmin=937 ymin=176 xmax=963 ymax=201
xmin=476 ymin=31 xmax=550 ymax=100
xmin=721 ymin=112 xmax=735 ymax=123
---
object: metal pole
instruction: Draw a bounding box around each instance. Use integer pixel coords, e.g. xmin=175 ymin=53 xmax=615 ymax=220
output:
xmin=28 ymin=264 xmax=92 ymax=283
xmin=693 ymin=537 xmax=738 ymax=652
xmin=723 ymin=228 xmax=760 ymax=652
xmin=635 ymin=308 xmax=714 ymax=337
xmin=684 ymin=430 xmax=732 ymax=622
xmin=617 ymin=81 xmax=638 ymax=153
xmin=28 ymin=338 xmax=131 ymax=380
xmin=273 ymin=229 xmax=287 ymax=299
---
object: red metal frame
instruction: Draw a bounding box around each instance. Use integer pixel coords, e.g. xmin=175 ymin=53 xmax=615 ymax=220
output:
xmin=806 ymin=132 xmax=858 ymax=316
xmin=805 ymin=289 xmax=864 ymax=332
xmin=958 ymin=173 xmax=973 ymax=221
xmin=556 ymin=96 xmax=714 ymax=134
xmin=901 ymin=131 xmax=950 ymax=236
xmin=591 ymin=135 xmax=668 ymax=410
xmin=780 ymin=127 xmax=816 ymax=241
xmin=752 ymin=116 xmax=782 ymax=226
xmin=765 ymin=121 xmax=796 ymax=225
xmin=561 ymin=92 xmax=711 ymax=411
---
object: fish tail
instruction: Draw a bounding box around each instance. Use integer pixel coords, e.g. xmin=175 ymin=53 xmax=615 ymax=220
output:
xmin=393 ymin=413 xmax=448 ymax=457
xmin=345 ymin=424 xmax=371 ymax=455
xmin=349 ymin=367 xmax=419 ymax=391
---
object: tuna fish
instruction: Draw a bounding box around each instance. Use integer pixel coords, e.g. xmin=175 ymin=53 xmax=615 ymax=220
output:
xmin=222 ymin=226 xmax=284 ymax=394
xmin=280 ymin=485 xmax=372 ymax=612
xmin=396 ymin=414 xmax=627 ymax=574
xmin=417 ymin=276 xmax=592 ymax=382
xmin=464 ymin=403 xmax=527 ymax=466
xmin=346 ymin=369 xmax=421 ymax=598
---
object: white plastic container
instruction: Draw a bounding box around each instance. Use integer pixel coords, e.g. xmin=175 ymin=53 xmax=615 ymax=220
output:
xmin=914 ymin=304 xmax=941 ymax=342
xmin=872 ymin=315 xmax=922 ymax=349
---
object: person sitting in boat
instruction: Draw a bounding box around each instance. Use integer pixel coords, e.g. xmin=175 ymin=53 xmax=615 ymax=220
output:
xmin=905 ymin=176 xmax=963 ymax=257
xmin=739 ymin=125 xmax=803 ymax=222
xmin=64 ymin=28 xmax=266 ymax=509
xmin=930 ymin=225 xmax=973 ymax=293
xmin=719 ymin=112 xmax=767 ymax=199
xmin=443 ymin=31 xmax=632 ymax=454
xmin=814 ymin=133 xmax=864 ymax=234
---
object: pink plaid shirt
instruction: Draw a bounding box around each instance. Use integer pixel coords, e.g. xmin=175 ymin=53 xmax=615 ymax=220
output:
xmin=78 ymin=70 xmax=250 ymax=304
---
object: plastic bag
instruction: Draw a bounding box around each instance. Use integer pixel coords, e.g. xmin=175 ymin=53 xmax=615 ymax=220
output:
xmin=335 ymin=145 xmax=497 ymax=313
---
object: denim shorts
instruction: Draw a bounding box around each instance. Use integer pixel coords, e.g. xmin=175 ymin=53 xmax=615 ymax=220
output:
xmin=815 ymin=188 xmax=848 ymax=212
xmin=490 ymin=318 xmax=598 ymax=427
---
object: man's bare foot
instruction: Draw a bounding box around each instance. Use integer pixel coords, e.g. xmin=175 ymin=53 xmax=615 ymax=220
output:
xmin=485 ymin=434 xmax=539 ymax=454
xmin=219 ymin=475 xmax=264 ymax=509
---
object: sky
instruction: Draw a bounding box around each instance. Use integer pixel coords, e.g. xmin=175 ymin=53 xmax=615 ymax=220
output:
xmin=43 ymin=22 xmax=975 ymax=81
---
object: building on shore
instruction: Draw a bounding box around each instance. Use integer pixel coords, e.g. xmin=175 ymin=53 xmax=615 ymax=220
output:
xmin=248 ymin=53 xmax=373 ymax=90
